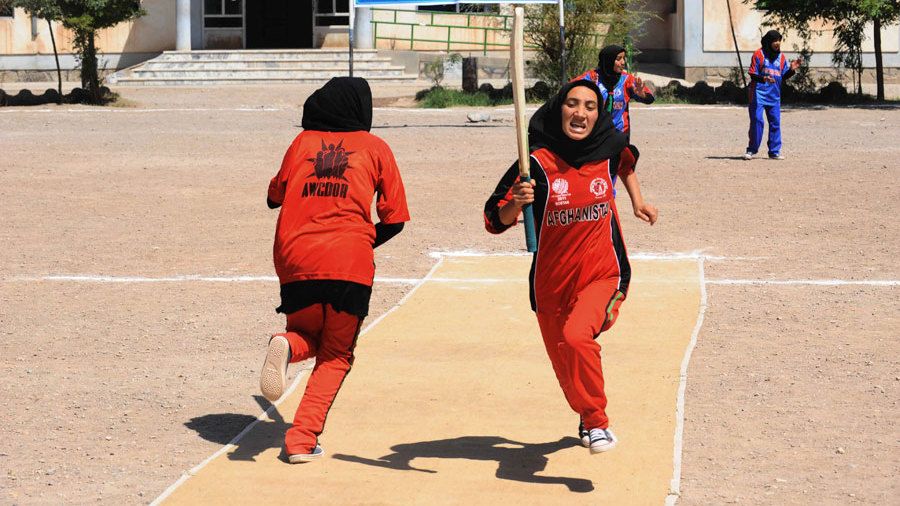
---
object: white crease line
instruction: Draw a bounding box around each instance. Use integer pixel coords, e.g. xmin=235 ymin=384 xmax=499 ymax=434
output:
xmin=707 ymin=279 xmax=899 ymax=286
xmin=428 ymin=249 xmax=762 ymax=261
xmin=37 ymin=274 xmax=278 ymax=283
xmin=150 ymin=256 xmax=445 ymax=505
xmin=0 ymin=107 xmax=282 ymax=114
xmin=16 ymin=272 xmax=899 ymax=288
xmin=26 ymin=274 xmax=520 ymax=284
xmin=642 ymin=105 xmax=743 ymax=111
xmin=666 ymin=256 xmax=707 ymax=506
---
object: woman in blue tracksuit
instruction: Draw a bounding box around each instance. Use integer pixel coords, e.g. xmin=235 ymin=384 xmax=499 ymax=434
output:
xmin=744 ymin=30 xmax=801 ymax=160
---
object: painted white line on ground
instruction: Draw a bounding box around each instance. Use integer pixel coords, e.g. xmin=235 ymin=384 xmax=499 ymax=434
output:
xmin=707 ymin=279 xmax=899 ymax=287
xmin=38 ymin=274 xmax=278 ymax=283
xmin=428 ymin=249 xmax=764 ymax=261
xmin=16 ymin=271 xmax=899 ymax=288
xmin=27 ymin=274 xmax=518 ymax=284
xmin=149 ymin=256 xmax=446 ymax=506
xmin=148 ymin=357 xmax=312 ymax=506
xmin=0 ymin=107 xmax=282 ymax=114
xmin=666 ymin=257 xmax=708 ymax=506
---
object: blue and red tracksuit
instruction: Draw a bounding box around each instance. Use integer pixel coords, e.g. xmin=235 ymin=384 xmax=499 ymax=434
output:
xmin=747 ymin=49 xmax=794 ymax=156
xmin=574 ymin=69 xmax=653 ymax=194
xmin=573 ymin=69 xmax=655 ymax=140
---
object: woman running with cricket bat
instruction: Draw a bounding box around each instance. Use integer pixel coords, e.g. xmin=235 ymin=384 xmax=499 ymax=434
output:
xmin=484 ymin=80 xmax=658 ymax=453
xmin=260 ymin=77 xmax=409 ymax=463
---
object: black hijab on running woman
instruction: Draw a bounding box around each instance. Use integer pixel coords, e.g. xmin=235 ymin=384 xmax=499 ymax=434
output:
xmin=527 ymin=80 xmax=627 ymax=169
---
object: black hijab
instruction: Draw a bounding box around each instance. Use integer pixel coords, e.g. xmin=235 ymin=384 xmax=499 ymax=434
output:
xmin=528 ymin=80 xmax=627 ymax=169
xmin=301 ymin=77 xmax=373 ymax=132
xmin=597 ymin=44 xmax=626 ymax=92
xmin=761 ymin=30 xmax=782 ymax=60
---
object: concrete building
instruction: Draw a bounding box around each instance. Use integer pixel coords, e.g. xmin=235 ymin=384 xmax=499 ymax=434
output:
xmin=1 ymin=0 xmax=898 ymax=83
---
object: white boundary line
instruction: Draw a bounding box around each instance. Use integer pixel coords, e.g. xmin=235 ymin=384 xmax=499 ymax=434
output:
xmin=707 ymin=279 xmax=899 ymax=286
xmin=0 ymin=107 xmax=282 ymax=114
xmin=665 ymin=256 xmax=708 ymax=506
xmin=149 ymin=256 xmax=445 ymax=505
xmin=0 ymin=104 xmax=744 ymax=115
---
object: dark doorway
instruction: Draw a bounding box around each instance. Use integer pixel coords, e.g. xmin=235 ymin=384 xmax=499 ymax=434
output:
xmin=246 ymin=0 xmax=313 ymax=48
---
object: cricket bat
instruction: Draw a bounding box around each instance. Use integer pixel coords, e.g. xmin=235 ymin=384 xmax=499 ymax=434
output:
xmin=511 ymin=5 xmax=537 ymax=253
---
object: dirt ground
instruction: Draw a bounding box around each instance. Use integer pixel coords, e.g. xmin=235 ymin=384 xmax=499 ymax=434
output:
xmin=0 ymin=85 xmax=897 ymax=505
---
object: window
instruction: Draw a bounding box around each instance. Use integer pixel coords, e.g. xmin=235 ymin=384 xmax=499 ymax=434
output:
xmin=0 ymin=5 xmax=14 ymax=17
xmin=315 ymin=0 xmax=349 ymax=26
xmin=204 ymin=0 xmax=243 ymax=29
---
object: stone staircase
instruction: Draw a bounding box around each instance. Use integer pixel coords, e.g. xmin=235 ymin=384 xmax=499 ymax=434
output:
xmin=109 ymin=49 xmax=417 ymax=86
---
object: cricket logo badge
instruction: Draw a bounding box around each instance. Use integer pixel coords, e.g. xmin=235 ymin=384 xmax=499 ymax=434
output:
xmin=551 ymin=178 xmax=571 ymax=205
xmin=589 ymin=177 xmax=608 ymax=198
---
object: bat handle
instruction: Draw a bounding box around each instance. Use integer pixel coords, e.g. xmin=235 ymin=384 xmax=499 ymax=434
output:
xmin=522 ymin=204 xmax=537 ymax=253
xmin=520 ymin=174 xmax=537 ymax=253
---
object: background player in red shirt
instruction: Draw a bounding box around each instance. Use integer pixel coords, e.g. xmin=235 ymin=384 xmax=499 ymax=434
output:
xmin=260 ymin=77 xmax=410 ymax=463
xmin=484 ymin=80 xmax=657 ymax=454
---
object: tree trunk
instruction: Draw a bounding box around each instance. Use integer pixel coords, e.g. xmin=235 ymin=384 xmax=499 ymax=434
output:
xmin=874 ymin=17 xmax=884 ymax=102
xmin=47 ymin=19 xmax=62 ymax=103
xmin=84 ymin=33 xmax=100 ymax=103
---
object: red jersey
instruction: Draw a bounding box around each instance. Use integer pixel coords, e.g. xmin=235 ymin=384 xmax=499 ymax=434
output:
xmin=268 ymin=130 xmax=410 ymax=287
xmin=484 ymin=147 xmax=635 ymax=313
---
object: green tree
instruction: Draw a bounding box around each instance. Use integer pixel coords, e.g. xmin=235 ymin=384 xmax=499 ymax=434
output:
xmin=12 ymin=0 xmax=63 ymax=102
xmin=56 ymin=0 xmax=144 ymax=103
xmin=525 ymin=0 xmax=652 ymax=88
xmin=750 ymin=0 xmax=900 ymax=100
xmin=858 ymin=0 xmax=900 ymax=100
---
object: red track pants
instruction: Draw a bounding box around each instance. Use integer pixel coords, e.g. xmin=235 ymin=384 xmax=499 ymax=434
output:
xmin=275 ymin=303 xmax=362 ymax=454
xmin=536 ymin=280 xmax=625 ymax=430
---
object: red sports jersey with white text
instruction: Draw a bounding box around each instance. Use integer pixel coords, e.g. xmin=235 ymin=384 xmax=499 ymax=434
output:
xmin=268 ymin=130 xmax=409 ymax=287
xmin=484 ymin=147 xmax=634 ymax=313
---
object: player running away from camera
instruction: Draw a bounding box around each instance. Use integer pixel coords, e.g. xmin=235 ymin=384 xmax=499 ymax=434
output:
xmin=574 ymin=44 xmax=655 ymax=142
xmin=260 ymin=77 xmax=410 ymax=463
xmin=484 ymin=80 xmax=658 ymax=453
xmin=744 ymin=30 xmax=802 ymax=160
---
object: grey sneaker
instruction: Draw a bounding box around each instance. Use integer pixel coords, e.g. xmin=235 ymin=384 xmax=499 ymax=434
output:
xmin=288 ymin=444 xmax=325 ymax=463
xmin=578 ymin=421 xmax=590 ymax=448
xmin=742 ymin=152 xmax=754 ymax=160
xmin=260 ymin=335 xmax=290 ymax=402
xmin=588 ymin=428 xmax=617 ymax=454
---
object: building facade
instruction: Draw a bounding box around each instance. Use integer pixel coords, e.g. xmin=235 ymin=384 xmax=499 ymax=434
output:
xmin=1 ymin=0 xmax=898 ymax=83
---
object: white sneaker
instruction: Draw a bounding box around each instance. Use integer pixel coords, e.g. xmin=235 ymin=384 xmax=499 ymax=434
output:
xmin=260 ymin=335 xmax=290 ymax=401
xmin=769 ymin=153 xmax=785 ymax=160
xmin=588 ymin=428 xmax=617 ymax=454
xmin=288 ymin=444 xmax=325 ymax=463
xmin=578 ymin=421 xmax=590 ymax=448
xmin=742 ymin=152 xmax=753 ymax=160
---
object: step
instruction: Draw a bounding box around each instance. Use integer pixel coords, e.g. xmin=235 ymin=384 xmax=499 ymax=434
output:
xmin=132 ymin=68 xmax=408 ymax=79
xmin=113 ymin=75 xmax=418 ymax=86
xmin=142 ymin=59 xmax=396 ymax=70
xmin=159 ymin=50 xmax=381 ymax=62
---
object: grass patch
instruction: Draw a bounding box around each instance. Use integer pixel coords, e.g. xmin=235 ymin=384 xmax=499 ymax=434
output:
xmin=416 ymin=84 xmax=551 ymax=108
xmin=417 ymin=87 xmax=511 ymax=108
xmin=649 ymin=96 xmax=692 ymax=105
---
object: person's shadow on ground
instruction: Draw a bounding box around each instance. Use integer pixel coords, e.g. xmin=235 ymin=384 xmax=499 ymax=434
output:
xmin=184 ymin=395 xmax=290 ymax=462
xmin=333 ymin=436 xmax=593 ymax=493
xmin=705 ymin=155 xmax=750 ymax=160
